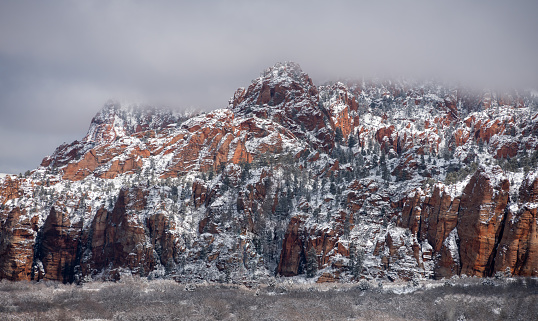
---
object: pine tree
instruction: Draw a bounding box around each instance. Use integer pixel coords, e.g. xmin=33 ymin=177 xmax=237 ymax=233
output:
xmin=221 ymin=174 xmax=230 ymax=191
xmin=261 ymin=193 xmax=274 ymax=216
xmin=335 ymin=127 xmax=344 ymax=145
xmin=349 ymin=245 xmax=364 ymax=279
xmin=306 ymin=247 xmax=318 ymax=278
xmin=240 ymin=162 xmax=251 ymax=181
xmin=275 ymin=192 xmax=290 ymax=219
xmin=171 ymin=186 xmax=178 ymax=202
xmin=312 ymin=207 xmax=320 ymax=223
xmin=330 ymin=182 xmax=337 ymax=195
xmin=348 ymin=134 xmax=357 ymax=148
xmin=343 ymin=212 xmax=351 ymax=238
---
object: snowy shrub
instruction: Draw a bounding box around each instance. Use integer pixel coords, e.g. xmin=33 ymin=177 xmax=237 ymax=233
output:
xmin=184 ymin=283 xmax=196 ymax=292
xmin=358 ymin=280 xmax=370 ymax=291
xmin=481 ymin=278 xmax=495 ymax=286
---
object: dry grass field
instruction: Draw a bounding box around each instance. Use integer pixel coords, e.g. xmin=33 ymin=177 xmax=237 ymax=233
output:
xmin=0 ymin=277 xmax=536 ymax=320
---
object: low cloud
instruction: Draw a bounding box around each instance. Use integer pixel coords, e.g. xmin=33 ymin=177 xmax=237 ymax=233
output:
xmin=1 ymin=0 xmax=537 ymax=173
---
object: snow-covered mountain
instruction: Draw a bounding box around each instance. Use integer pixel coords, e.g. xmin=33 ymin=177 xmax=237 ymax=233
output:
xmin=1 ymin=62 xmax=537 ymax=284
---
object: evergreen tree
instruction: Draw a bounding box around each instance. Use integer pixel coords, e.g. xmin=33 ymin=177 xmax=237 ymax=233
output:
xmin=240 ymin=162 xmax=251 ymax=181
xmin=335 ymin=127 xmax=344 ymax=144
xmin=221 ymin=174 xmax=230 ymax=191
xmin=312 ymin=207 xmax=321 ymax=223
xmin=349 ymin=245 xmax=364 ymax=279
xmin=171 ymin=186 xmax=178 ymax=202
xmin=306 ymin=247 xmax=318 ymax=278
xmin=343 ymin=212 xmax=351 ymax=238
xmin=261 ymin=192 xmax=274 ymax=216
xmin=330 ymin=182 xmax=337 ymax=195
xmin=275 ymin=191 xmax=290 ymax=219
xmin=381 ymin=163 xmax=390 ymax=183
xmin=348 ymin=134 xmax=357 ymax=148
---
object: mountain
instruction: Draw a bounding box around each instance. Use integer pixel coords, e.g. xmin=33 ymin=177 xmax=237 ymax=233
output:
xmin=1 ymin=62 xmax=537 ymax=284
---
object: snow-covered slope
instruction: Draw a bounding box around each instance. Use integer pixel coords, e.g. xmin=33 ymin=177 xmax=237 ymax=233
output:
xmin=1 ymin=62 xmax=537 ymax=284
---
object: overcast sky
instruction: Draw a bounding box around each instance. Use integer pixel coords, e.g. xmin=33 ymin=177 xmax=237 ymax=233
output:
xmin=1 ymin=0 xmax=537 ymax=174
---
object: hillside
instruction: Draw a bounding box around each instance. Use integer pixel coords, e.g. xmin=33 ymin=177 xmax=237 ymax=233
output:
xmin=1 ymin=62 xmax=537 ymax=284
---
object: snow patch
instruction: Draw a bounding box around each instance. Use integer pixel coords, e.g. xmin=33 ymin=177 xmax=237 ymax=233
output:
xmin=444 ymin=228 xmax=460 ymax=266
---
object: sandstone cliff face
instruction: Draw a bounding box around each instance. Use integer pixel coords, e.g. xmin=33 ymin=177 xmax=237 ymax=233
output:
xmin=0 ymin=208 xmax=37 ymax=281
xmin=56 ymin=106 xmax=303 ymax=182
xmin=0 ymin=176 xmax=22 ymax=204
xmin=397 ymin=165 xmax=538 ymax=279
xmin=146 ymin=213 xmax=182 ymax=270
xmin=457 ymin=167 xmax=510 ymax=277
xmin=277 ymin=216 xmax=306 ymax=277
xmin=395 ymin=167 xmax=517 ymax=278
xmin=399 ymin=185 xmax=460 ymax=254
xmin=0 ymin=62 xmax=537 ymax=284
xmin=396 ymin=185 xmax=461 ymax=279
xmin=493 ymin=174 xmax=538 ymax=276
xmin=35 ymin=207 xmax=82 ymax=283
xmin=276 ymin=214 xmax=350 ymax=281
xmin=81 ymin=188 xmax=156 ymax=280
xmin=8 ymin=187 xmax=186 ymax=282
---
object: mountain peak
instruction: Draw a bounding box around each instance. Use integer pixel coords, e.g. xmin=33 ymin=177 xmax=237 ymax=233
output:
xmin=84 ymin=101 xmax=186 ymax=144
xmin=230 ymin=61 xmax=317 ymax=113
xmin=261 ymin=61 xmax=304 ymax=82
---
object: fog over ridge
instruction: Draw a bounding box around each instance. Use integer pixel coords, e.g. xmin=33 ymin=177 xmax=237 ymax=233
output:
xmin=1 ymin=0 xmax=537 ymax=174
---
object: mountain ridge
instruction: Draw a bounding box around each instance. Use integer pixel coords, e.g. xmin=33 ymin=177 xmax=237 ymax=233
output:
xmin=1 ymin=62 xmax=537 ymax=283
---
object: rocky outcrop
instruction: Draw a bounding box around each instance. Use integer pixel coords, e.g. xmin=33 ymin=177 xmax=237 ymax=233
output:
xmin=443 ymin=96 xmax=459 ymax=121
xmin=399 ymin=185 xmax=460 ymax=253
xmin=457 ymin=167 xmax=510 ymax=277
xmin=0 ymin=176 xmax=22 ymax=204
xmin=373 ymin=228 xmax=428 ymax=280
xmin=277 ymin=211 xmax=352 ymax=280
xmin=454 ymin=128 xmax=470 ymax=147
xmin=324 ymin=83 xmax=360 ymax=143
xmin=397 ymin=168 xmax=519 ymax=278
xmin=494 ymin=141 xmax=519 ymax=159
xmin=464 ymin=116 xmax=508 ymax=144
xmin=434 ymin=228 xmax=461 ymax=278
xmin=81 ymin=188 xmax=155 ymax=280
xmin=397 ymin=185 xmax=461 ymax=278
xmin=146 ymin=213 xmax=182 ymax=269
xmin=62 ymin=149 xmax=100 ymax=181
xmin=230 ymin=62 xmax=363 ymax=152
xmin=0 ymin=208 xmax=38 ymax=281
xmin=493 ymin=174 xmax=538 ymax=276
xmin=35 ymin=207 xmax=82 ymax=282
xmin=0 ymin=187 xmax=184 ymax=283
xmin=519 ymin=173 xmax=538 ymax=203
xmin=277 ymin=216 xmax=306 ymax=277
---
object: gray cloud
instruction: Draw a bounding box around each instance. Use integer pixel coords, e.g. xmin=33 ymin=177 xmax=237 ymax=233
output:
xmin=1 ymin=0 xmax=537 ymax=173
